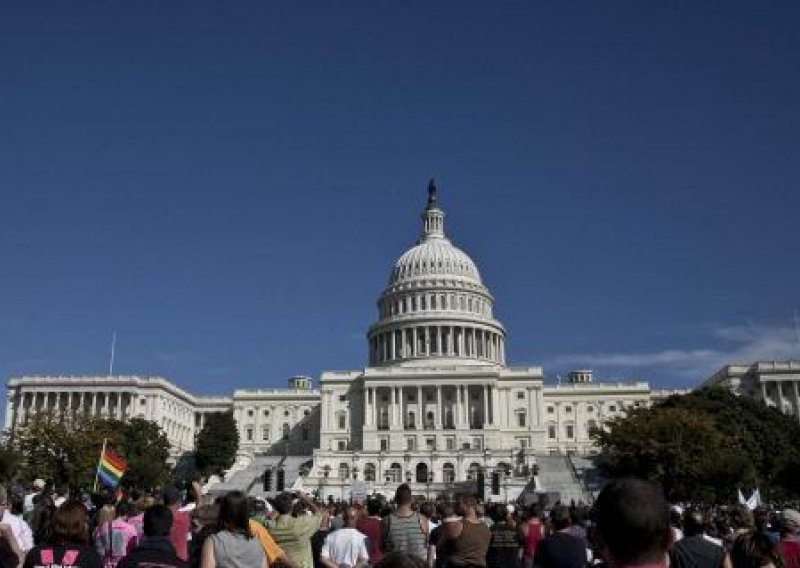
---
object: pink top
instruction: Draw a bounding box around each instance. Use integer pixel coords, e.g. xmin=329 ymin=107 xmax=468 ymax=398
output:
xmin=93 ymin=519 xmax=138 ymax=568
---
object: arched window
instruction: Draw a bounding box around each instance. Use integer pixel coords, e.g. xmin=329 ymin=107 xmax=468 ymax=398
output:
xmin=282 ymin=423 xmax=290 ymax=439
xmin=364 ymin=463 xmax=376 ymax=482
xmin=407 ymin=411 xmax=416 ymax=429
xmin=387 ymin=463 xmax=402 ymax=484
xmin=442 ymin=463 xmax=455 ymax=483
xmin=416 ymin=462 xmax=429 ymax=483
xmin=468 ymin=462 xmax=482 ymax=481
xmin=338 ymin=463 xmax=350 ymax=480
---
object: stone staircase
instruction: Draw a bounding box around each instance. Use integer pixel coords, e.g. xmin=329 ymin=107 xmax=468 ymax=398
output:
xmin=534 ymin=454 xmax=592 ymax=505
xmin=209 ymin=455 xmax=312 ymax=497
xmin=569 ymin=455 xmax=604 ymax=498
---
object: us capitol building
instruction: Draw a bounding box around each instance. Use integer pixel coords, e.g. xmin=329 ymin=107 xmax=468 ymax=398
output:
xmin=7 ymin=182 xmax=795 ymax=501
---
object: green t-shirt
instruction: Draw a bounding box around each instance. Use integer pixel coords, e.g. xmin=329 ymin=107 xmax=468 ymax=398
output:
xmin=268 ymin=513 xmax=321 ymax=568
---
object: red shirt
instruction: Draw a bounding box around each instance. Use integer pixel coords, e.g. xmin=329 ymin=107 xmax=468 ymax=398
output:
xmin=169 ymin=507 xmax=191 ymax=561
xmin=356 ymin=516 xmax=384 ymax=565
xmin=779 ymin=540 xmax=800 ymax=568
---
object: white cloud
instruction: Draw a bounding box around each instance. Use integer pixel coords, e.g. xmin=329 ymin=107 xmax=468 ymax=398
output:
xmin=542 ymin=323 xmax=800 ymax=383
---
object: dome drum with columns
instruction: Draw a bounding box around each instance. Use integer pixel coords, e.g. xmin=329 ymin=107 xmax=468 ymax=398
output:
xmin=367 ymin=180 xmax=506 ymax=367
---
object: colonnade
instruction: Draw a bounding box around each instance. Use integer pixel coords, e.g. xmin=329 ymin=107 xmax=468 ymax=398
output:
xmin=369 ymin=325 xmax=505 ymax=365
xmin=362 ymin=383 xmax=500 ymax=431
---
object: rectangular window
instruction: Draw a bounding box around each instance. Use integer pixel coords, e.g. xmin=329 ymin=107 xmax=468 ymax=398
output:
xmin=380 ymin=437 xmax=389 ymax=451
xmin=517 ymin=412 xmax=526 ymax=428
xmin=445 ymin=437 xmax=455 ymax=450
xmin=565 ymin=406 xmax=572 ymax=413
xmin=246 ymin=428 xmax=253 ymax=441
xmin=337 ymin=440 xmax=347 ymax=451
xmin=566 ymin=425 xmax=574 ymax=439
xmin=515 ymin=437 xmax=529 ymax=449
xmin=517 ymin=391 xmax=525 ymax=399
xmin=338 ymin=414 xmax=346 ymax=429
xmin=425 ymin=437 xmax=436 ymax=450
xmin=547 ymin=406 xmax=554 ymax=413
xmin=406 ymin=437 xmax=416 ymax=451
xmin=548 ymin=425 xmax=556 ymax=439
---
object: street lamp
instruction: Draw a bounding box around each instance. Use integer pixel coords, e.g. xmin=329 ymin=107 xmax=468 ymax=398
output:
xmin=427 ymin=472 xmax=434 ymax=500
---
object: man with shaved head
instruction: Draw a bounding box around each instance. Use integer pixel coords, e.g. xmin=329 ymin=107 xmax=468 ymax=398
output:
xmin=670 ymin=509 xmax=725 ymax=568
xmin=321 ymin=507 xmax=369 ymax=568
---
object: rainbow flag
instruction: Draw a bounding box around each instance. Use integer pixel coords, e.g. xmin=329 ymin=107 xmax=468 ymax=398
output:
xmin=97 ymin=447 xmax=127 ymax=488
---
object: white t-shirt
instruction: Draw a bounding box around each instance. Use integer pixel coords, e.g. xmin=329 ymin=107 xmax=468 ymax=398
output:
xmin=1 ymin=511 xmax=33 ymax=553
xmin=321 ymin=527 xmax=369 ymax=567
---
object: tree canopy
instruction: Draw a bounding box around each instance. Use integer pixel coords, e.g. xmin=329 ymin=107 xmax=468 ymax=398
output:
xmin=194 ymin=411 xmax=239 ymax=477
xmin=9 ymin=414 xmax=171 ymax=491
xmin=592 ymin=387 xmax=800 ymax=502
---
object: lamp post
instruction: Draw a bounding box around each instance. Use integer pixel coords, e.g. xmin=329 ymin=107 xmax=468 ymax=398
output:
xmin=427 ymin=472 xmax=433 ymax=500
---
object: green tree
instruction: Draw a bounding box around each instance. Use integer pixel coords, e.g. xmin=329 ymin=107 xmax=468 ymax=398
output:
xmin=119 ymin=418 xmax=171 ymax=490
xmin=195 ymin=411 xmax=239 ymax=477
xmin=592 ymin=387 xmax=800 ymax=502
xmin=0 ymin=445 xmax=23 ymax=483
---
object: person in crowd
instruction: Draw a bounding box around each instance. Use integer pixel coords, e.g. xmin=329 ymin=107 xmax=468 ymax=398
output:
xmin=486 ymin=503 xmax=519 ymax=568
xmin=670 ymin=509 xmax=726 ymax=568
xmin=381 ymin=485 xmax=429 ymax=564
xmin=533 ymin=506 xmax=587 ymax=568
xmin=246 ymin=497 xmax=294 ymax=567
xmin=189 ymin=503 xmax=221 ymax=568
xmin=356 ymin=499 xmax=385 ymax=566
xmin=517 ymin=505 xmax=543 ymax=568
xmin=0 ymin=523 xmax=22 ymax=568
xmin=320 ymin=506 xmax=369 ymax=568
xmin=430 ymin=504 xmax=459 ymax=568
xmin=24 ymin=480 xmax=46 ymax=517
xmin=30 ymin=493 xmax=56 ymax=546
xmin=726 ymin=507 xmax=756 ymax=553
xmin=438 ymin=494 xmax=491 ymax=568
xmin=777 ymin=510 xmax=800 ymax=568
xmin=93 ymin=502 xmax=138 ymax=568
xmin=118 ymin=504 xmax=188 ymax=568
xmin=127 ymin=496 xmax=155 ymax=541
xmin=593 ymin=478 xmax=672 ymax=568
xmin=730 ymin=532 xmax=782 ymax=568
xmin=163 ymin=486 xmax=192 ymax=562
xmin=24 ymin=500 xmax=103 ymax=568
xmin=200 ymin=490 xmax=267 ymax=568
xmin=269 ymin=492 xmax=322 ymax=568
xmin=755 ymin=509 xmax=779 ymax=545
xmin=0 ymin=485 xmax=34 ymax=555
xmin=311 ymin=505 xmax=332 ymax=568
xmin=374 ymin=551 xmax=428 ymax=568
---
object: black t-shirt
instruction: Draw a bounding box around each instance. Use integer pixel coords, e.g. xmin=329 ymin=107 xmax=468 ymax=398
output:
xmin=670 ymin=536 xmax=725 ymax=568
xmin=487 ymin=522 xmax=520 ymax=568
xmin=23 ymin=544 xmax=103 ymax=568
xmin=533 ymin=532 xmax=586 ymax=568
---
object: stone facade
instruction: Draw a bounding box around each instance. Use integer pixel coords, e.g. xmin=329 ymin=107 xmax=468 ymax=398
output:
xmin=701 ymin=360 xmax=800 ymax=419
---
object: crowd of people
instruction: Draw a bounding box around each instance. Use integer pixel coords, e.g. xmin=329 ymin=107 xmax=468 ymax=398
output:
xmin=0 ymin=476 xmax=798 ymax=568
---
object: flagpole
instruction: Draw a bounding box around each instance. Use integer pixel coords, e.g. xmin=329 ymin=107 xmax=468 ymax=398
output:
xmin=94 ymin=438 xmax=107 ymax=493
xmin=109 ymin=332 xmax=116 ymax=377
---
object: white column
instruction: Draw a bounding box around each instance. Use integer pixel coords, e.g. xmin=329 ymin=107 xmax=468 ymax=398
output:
xmin=491 ymin=385 xmax=500 ymax=426
xmin=390 ymin=331 xmax=396 ymax=361
xmin=424 ymin=327 xmax=430 ymax=356
xmin=761 ymin=382 xmax=768 ymax=404
xmin=436 ymin=385 xmax=443 ymax=428
xmin=417 ymin=386 xmax=423 ymax=428
xmin=456 ymin=385 xmax=462 ymax=427
xmin=527 ymin=387 xmax=535 ymax=430
xmin=390 ymin=387 xmax=397 ymax=428
xmin=483 ymin=385 xmax=489 ymax=428
xmin=91 ymin=393 xmax=99 ymax=416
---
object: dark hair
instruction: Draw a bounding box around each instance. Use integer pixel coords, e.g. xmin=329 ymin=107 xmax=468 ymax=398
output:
xmin=367 ymin=499 xmax=382 ymax=516
xmin=144 ymin=504 xmax=173 ymax=537
xmin=217 ymin=491 xmax=252 ymax=538
xmin=730 ymin=532 xmax=783 ymax=568
xmin=490 ymin=503 xmax=508 ymax=524
xmin=551 ymin=506 xmax=572 ymax=531
xmin=594 ymin=478 xmax=671 ymax=566
xmin=683 ymin=509 xmax=706 ymax=538
xmin=273 ymin=493 xmax=294 ymax=515
xmin=527 ymin=504 xmax=542 ymax=520
xmin=49 ymin=501 xmax=90 ymax=546
xmin=395 ymin=484 xmax=412 ymax=505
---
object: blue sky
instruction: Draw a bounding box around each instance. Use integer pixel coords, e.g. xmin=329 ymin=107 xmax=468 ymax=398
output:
xmin=1 ymin=1 xmax=799 ymax=406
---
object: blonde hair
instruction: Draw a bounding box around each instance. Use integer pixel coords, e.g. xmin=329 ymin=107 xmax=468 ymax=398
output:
xmin=96 ymin=504 xmax=116 ymax=525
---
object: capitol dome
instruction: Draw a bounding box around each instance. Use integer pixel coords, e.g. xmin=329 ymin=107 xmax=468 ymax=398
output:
xmin=367 ymin=180 xmax=506 ymax=367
